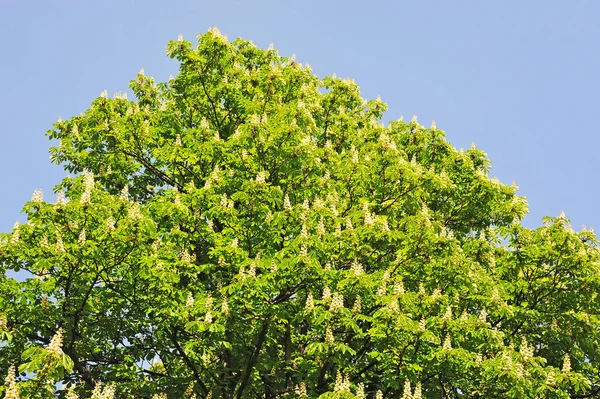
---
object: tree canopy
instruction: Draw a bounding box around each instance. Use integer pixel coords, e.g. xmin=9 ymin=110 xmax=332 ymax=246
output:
xmin=1 ymin=28 xmax=599 ymax=399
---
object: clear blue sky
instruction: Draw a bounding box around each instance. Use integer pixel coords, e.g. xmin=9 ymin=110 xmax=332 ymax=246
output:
xmin=1 ymin=0 xmax=598 ymax=233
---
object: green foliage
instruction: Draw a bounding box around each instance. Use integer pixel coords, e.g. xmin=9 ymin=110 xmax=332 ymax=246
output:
xmin=1 ymin=28 xmax=599 ymax=398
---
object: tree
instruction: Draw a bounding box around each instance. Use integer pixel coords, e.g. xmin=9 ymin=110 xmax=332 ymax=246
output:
xmin=1 ymin=28 xmax=599 ymax=399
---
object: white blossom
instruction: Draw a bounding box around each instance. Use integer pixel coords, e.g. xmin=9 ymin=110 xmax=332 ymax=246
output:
xmin=334 ymin=371 xmax=343 ymax=391
xmin=300 ymin=224 xmax=308 ymax=239
xmin=325 ymin=326 xmax=334 ymax=343
xmin=322 ymin=287 xmax=332 ymax=301
xmin=352 ymin=296 xmax=362 ymax=314
xmin=562 ymin=354 xmax=571 ymax=373
xmin=49 ymin=328 xmax=64 ymax=356
xmin=56 ymin=233 xmax=65 ymax=253
xmin=317 ymin=217 xmax=325 ymax=236
xmin=186 ymin=292 xmax=194 ymax=308
xmin=250 ymin=114 xmax=262 ymax=124
xmin=520 ymin=337 xmax=534 ymax=361
xmin=10 ymin=221 xmax=20 ymax=245
xmin=350 ymin=145 xmax=359 ymax=164
xmin=221 ymin=298 xmax=230 ymax=316
xmin=346 ymin=218 xmax=354 ymax=231
xmin=4 ymin=365 xmax=19 ymax=399
xmin=363 ymin=202 xmax=375 ymax=226
xmin=478 ymin=308 xmax=487 ymax=323
xmin=127 ymin=202 xmax=143 ymax=220
xmin=335 ymin=223 xmax=342 ymax=236
xmin=299 ymin=243 xmax=308 ymax=257
xmin=388 ymin=299 xmax=399 ymax=312
xmin=120 ymin=185 xmax=129 ymax=201
xmin=377 ymin=282 xmax=387 ymax=297
xmin=65 ymin=384 xmax=79 ymax=399
xmin=394 ymin=281 xmax=405 ymax=295
xmin=247 ymin=262 xmax=256 ymax=278
xmin=491 ymin=287 xmax=500 ymax=302
xmin=355 ymin=383 xmax=365 ymax=399
xmin=515 ymin=362 xmax=525 ymax=378
xmin=413 ymin=383 xmax=422 ymax=399
xmin=220 ymin=194 xmax=229 ymax=208
xmin=31 ymin=189 xmax=43 ymax=203
xmin=78 ymin=229 xmax=86 ymax=244
xmin=255 ymin=171 xmax=266 ymax=184
xmin=305 ymin=292 xmax=314 ymax=311
xmin=56 ymin=190 xmax=67 ymax=206
xmin=546 ymin=370 xmax=556 ymax=386
xmin=351 ymin=260 xmax=364 ymax=276
xmin=329 ymin=293 xmax=344 ymax=312
xmin=442 ymin=306 xmax=452 ymax=321
xmin=381 ymin=218 xmax=390 ymax=232
xmin=401 ymin=381 xmax=411 ymax=399
xmin=295 ymin=382 xmax=307 ymax=397
xmin=442 ymin=334 xmax=452 ymax=351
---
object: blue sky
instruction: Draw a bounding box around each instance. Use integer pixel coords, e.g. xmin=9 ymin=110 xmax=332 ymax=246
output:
xmin=1 ymin=0 xmax=598 ymax=233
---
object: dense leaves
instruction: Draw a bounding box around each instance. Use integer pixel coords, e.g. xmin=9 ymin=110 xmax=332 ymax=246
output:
xmin=1 ymin=28 xmax=599 ymax=398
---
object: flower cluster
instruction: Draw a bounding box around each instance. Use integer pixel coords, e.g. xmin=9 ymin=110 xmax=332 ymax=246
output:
xmin=325 ymin=326 xmax=334 ymax=343
xmin=442 ymin=335 xmax=452 ymax=351
xmin=11 ymin=221 xmax=20 ymax=245
xmin=334 ymin=370 xmax=350 ymax=392
xmin=56 ymin=190 xmax=67 ymax=206
xmin=186 ymin=293 xmax=194 ymax=308
xmin=78 ymin=229 xmax=86 ymax=244
xmin=90 ymin=383 xmax=116 ymax=399
xmin=4 ymin=365 xmax=19 ymax=399
xmin=352 ymin=296 xmax=362 ymax=314
xmin=221 ymin=298 xmax=230 ymax=316
xmin=56 ymin=232 xmax=65 ymax=253
xmin=31 ymin=189 xmax=44 ymax=203
xmin=562 ymin=354 xmax=571 ymax=373
xmin=305 ymin=293 xmax=314 ymax=311
xmin=127 ymin=202 xmax=143 ymax=220
xmin=351 ymin=260 xmax=364 ymax=276
xmin=80 ymin=172 xmax=94 ymax=204
xmin=363 ymin=202 xmax=375 ymax=226
xmin=48 ymin=328 xmax=64 ymax=356
xmin=295 ymin=382 xmax=307 ymax=397
xmin=329 ymin=293 xmax=344 ymax=312
xmin=520 ymin=337 xmax=534 ymax=361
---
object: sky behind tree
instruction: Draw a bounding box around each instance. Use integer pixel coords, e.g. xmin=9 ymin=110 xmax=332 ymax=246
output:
xmin=1 ymin=0 xmax=598 ymax=233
